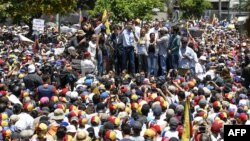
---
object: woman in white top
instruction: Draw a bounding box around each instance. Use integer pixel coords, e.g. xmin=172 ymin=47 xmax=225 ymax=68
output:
xmin=136 ymin=28 xmax=148 ymax=74
xmin=87 ymin=35 xmax=97 ymax=62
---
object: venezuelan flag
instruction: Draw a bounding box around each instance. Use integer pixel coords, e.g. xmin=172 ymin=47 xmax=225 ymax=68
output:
xmin=102 ymin=9 xmax=111 ymax=34
xmin=182 ymin=97 xmax=193 ymax=141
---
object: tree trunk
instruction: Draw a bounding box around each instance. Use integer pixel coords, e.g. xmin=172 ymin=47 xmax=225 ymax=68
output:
xmin=27 ymin=17 xmax=34 ymax=38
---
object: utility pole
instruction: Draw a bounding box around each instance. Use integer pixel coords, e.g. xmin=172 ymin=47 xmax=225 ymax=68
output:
xmin=56 ymin=14 xmax=60 ymax=34
xmin=228 ymin=0 xmax=231 ymax=22
xmin=239 ymin=0 xmax=242 ymax=16
xmin=219 ymin=0 xmax=222 ymax=20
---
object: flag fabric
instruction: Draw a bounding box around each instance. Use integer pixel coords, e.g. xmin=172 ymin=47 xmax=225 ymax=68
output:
xmin=102 ymin=9 xmax=111 ymax=34
xmin=182 ymin=97 xmax=192 ymax=141
xmin=33 ymin=35 xmax=39 ymax=53
xmin=211 ymin=14 xmax=217 ymax=26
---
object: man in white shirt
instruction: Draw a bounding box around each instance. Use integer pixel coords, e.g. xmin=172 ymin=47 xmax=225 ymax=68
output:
xmin=134 ymin=18 xmax=141 ymax=39
xmin=80 ymin=52 xmax=96 ymax=77
xmin=179 ymin=37 xmax=197 ymax=70
xmin=121 ymin=21 xmax=138 ymax=74
xmin=148 ymin=21 xmax=160 ymax=40
xmin=87 ymin=34 xmax=97 ymax=61
xmin=195 ymin=56 xmax=207 ymax=81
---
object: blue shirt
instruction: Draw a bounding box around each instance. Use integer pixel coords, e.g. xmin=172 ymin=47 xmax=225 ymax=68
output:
xmin=122 ymin=29 xmax=135 ymax=47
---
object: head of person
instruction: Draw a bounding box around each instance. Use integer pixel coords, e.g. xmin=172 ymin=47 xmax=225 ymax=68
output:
xmin=134 ymin=18 xmax=140 ymax=26
xmin=172 ymin=26 xmax=179 ymax=35
xmin=149 ymin=33 xmax=155 ymax=40
xmin=126 ymin=21 xmax=133 ymax=31
xmin=154 ymin=21 xmax=160 ymax=30
xmin=181 ymin=37 xmax=189 ymax=48
xmin=65 ymin=63 xmax=72 ymax=72
xmin=132 ymin=121 xmax=142 ymax=136
xmin=42 ymin=74 xmax=51 ymax=84
xmin=159 ymin=27 xmax=168 ymax=36
xmin=91 ymin=34 xmax=97 ymax=42
xmin=199 ymin=56 xmax=207 ymax=64
xmin=140 ymin=28 xmax=146 ymax=37
xmin=36 ymin=123 xmax=48 ymax=139
xmin=113 ymin=25 xmax=121 ymax=35
xmin=66 ymin=125 xmax=77 ymax=137
xmin=121 ymin=123 xmax=131 ymax=136
xmin=143 ymin=23 xmax=150 ymax=31
xmin=56 ymin=126 xmax=67 ymax=140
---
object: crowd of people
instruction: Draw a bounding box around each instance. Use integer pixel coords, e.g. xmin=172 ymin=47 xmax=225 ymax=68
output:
xmin=0 ymin=14 xmax=249 ymax=141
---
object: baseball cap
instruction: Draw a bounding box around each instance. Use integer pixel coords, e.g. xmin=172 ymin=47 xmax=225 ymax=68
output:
xmin=67 ymin=125 xmax=77 ymax=133
xmin=169 ymin=117 xmax=179 ymax=128
xmin=133 ymin=121 xmax=142 ymax=131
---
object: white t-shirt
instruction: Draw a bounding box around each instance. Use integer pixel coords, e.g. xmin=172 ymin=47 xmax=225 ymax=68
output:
xmin=134 ymin=26 xmax=141 ymax=39
xmin=16 ymin=112 xmax=34 ymax=130
xmin=148 ymin=27 xmax=160 ymax=39
xmin=195 ymin=63 xmax=206 ymax=80
xmin=81 ymin=59 xmax=96 ymax=76
xmin=114 ymin=129 xmax=123 ymax=140
xmin=162 ymin=129 xmax=179 ymax=139
xmin=88 ymin=41 xmax=97 ymax=59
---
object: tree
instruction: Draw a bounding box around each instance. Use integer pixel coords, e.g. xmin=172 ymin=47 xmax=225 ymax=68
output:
xmin=179 ymin=0 xmax=211 ymax=19
xmin=77 ymin=0 xmax=96 ymax=10
xmin=0 ymin=0 xmax=77 ymax=35
xmin=89 ymin=0 xmax=164 ymax=22
xmin=244 ymin=0 xmax=250 ymax=11
xmin=0 ymin=1 xmax=12 ymax=22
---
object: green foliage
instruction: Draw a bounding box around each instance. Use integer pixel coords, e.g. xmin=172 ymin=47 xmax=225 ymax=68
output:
xmin=0 ymin=0 xmax=77 ymax=23
xmin=89 ymin=0 xmax=164 ymax=22
xmin=179 ymin=0 xmax=211 ymax=19
xmin=244 ymin=0 xmax=250 ymax=11
xmin=77 ymin=0 xmax=97 ymax=10
xmin=0 ymin=1 xmax=12 ymax=22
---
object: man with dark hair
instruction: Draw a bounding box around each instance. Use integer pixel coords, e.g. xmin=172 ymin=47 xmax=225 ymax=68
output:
xmin=168 ymin=26 xmax=181 ymax=69
xmin=36 ymin=74 xmax=57 ymax=100
xmin=110 ymin=25 xmax=123 ymax=75
xmin=121 ymin=123 xmax=132 ymax=141
xmin=121 ymin=21 xmax=138 ymax=75
xmin=131 ymin=121 xmax=144 ymax=141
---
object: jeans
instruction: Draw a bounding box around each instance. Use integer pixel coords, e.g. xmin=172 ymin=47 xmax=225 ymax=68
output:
xmin=138 ymin=54 xmax=148 ymax=73
xmin=159 ymin=54 xmax=167 ymax=75
xmin=97 ymin=49 xmax=103 ymax=76
xmin=114 ymin=49 xmax=123 ymax=75
xmin=122 ymin=46 xmax=135 ymax=74
xmin=148 ymin=53 xmax=158 ymax=76
xmin=171 ymin=54 xmax=179 ymax=69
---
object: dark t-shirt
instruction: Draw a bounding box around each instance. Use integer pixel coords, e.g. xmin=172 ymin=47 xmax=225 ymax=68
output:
xmin=148 ymin=44 xmax=155 ymax=54
xmin=23 ymin=73 xmax=43 ymax=91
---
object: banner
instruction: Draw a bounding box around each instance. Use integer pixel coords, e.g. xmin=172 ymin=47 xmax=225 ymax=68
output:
xmin=33 ymin=19 xmax=45 ymax=32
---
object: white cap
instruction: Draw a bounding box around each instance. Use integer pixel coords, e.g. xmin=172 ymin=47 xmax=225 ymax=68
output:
xmin=66 ymin=125 xmax=76 ymax=133
xmin=28 ymin=64 xmax=36 ymax=73
xmin=199 ymin=56 xmax=206 ymax=61
xmin=69 ymin=91 xmax=79 ymax=99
